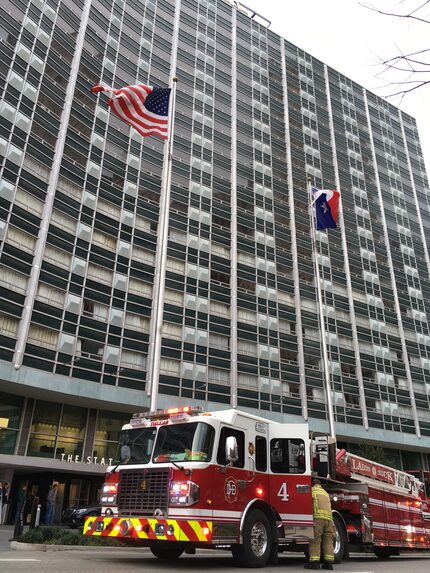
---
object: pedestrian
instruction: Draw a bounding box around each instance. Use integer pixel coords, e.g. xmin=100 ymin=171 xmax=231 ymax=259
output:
xmin=45 ymin=483 xmax=57 ymax=525
xmin=0 ymin=482 xmax=3 ymax=525
xmin=305 ymin=478 xmax=335 ymax=570
xmin=2 ymin=482 xmax=10 ymax=524
xmin=14 ymin=483 xmax=28 ymax=524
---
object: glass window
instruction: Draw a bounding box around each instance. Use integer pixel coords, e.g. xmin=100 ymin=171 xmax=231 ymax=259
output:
xmin=217 ymin=427 xmax=245 ymax=468
xmin=255 ymin=435 xmax=267 ymax=472
xmin=94 ymin=411 xmax=131 ymax=460
xmin=270 ymin=438 xmax=306 ymax=474
xmin=59 ymin=405 xmax=86 ymax=439
xmin=117 ymin=427 xmax=157 ymax=464
xmin=27 ymin=401 xmax=87 ymax=459
xmin=154 ymin=422 xmax=214 ymax=463
xmin=0 ymin=392 xmax=24 ymax=454
xmin=30 ymin=401 xmax=61 ymax=436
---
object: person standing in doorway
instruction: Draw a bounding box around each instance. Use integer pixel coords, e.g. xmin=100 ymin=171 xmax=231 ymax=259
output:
xmin=45 ymin=484 xmax=57 ymax=525
xmin=1 ymin=482 xmax=10 ymax=524
xmin=305 ymin=479 xmax=335 ymax=570
xmin=14 ymin=483 xmax=28 ymax=524
xmin=0 ymin=482 xmax=4 ymax=525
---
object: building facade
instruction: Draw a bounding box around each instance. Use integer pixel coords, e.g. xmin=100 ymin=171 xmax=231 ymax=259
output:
xmin=1 ymin=0 xmax=430 ymax=519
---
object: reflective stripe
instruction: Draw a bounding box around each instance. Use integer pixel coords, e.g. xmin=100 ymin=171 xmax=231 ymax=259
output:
xmin=84 ymin=517 xmax=212 ymax=542
xmin=312 ymin=485 xmax=333 ymax=521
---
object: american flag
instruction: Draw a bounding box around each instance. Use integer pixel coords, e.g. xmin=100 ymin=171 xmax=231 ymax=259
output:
xmin=90 ymin=83 xmax=171 ymax=139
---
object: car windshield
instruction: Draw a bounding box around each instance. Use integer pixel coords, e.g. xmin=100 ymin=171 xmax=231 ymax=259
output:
xmin=153 ymin=422 xmax=214 ymax=463
xmin=116 ymin=427 xmax=157 ymax=464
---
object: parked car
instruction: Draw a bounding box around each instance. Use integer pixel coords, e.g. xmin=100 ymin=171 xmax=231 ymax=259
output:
xmin=62 ymin=503 xmax=101 ymax=527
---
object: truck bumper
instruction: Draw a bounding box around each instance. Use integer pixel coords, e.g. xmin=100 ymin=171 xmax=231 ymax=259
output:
xmin=84 ymin=516 xmax=213 ymax=543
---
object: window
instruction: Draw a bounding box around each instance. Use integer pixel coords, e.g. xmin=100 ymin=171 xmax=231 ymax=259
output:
xmin=27 ymin=402 xmax=87 ymax=460
xmin=153 ymin=423 xmax=215 ymax=463
xmin=94 ymin=411 xmax=131 ymax=460
xmin=0 ymin=392 xmax=24 ymax=455
xmin=255 ymin=435 xmax=267 ymax=472
xmin=270 ymin=438 xmax=306 ymax=474
xmin=217 ymin=427 xmax=245 ymax=468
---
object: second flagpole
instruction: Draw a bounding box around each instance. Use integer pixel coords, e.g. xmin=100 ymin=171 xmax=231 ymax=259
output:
xmin=308 ymin=180 xmax=337 ymax=440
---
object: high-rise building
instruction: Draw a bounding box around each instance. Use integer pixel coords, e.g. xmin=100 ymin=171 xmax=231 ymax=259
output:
xmin=1 ymin=0 xmax=430 ymax=517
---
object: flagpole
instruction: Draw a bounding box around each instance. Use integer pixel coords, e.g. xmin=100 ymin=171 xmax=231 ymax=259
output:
xmin=308 ymin=179 xmax=336 ymax=440
xmin=146 ymin=77 xmax=178 ymax=412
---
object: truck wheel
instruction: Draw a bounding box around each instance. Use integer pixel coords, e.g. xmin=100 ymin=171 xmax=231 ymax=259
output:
xmin=149 ymin=541 xmax=184 ymax=560
xmin=332 ymin=516 xmax=346 ymax=564
xmin=374 ymin=546 xmax=393 ymax=559
xmin=232 ymin=509 xmax=273 ymax=568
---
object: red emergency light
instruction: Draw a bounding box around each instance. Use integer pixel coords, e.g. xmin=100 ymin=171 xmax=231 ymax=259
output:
xmin=132 ymin=406 xmax=203 ymax=421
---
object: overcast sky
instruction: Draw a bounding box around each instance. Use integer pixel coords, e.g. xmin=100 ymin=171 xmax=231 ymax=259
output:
xmin=249 ymin=0 xmax=430 ymax=175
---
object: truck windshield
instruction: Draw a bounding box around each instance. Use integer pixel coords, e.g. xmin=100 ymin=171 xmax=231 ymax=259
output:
xmin=116 ymin=427 xmax=157 ymax=464
xmin=153 ymin=422 xmax=214 ymax=463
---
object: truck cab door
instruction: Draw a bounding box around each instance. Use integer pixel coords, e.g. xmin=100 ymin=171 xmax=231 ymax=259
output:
xmin=268 ymin=423 xmax=313 ymax=539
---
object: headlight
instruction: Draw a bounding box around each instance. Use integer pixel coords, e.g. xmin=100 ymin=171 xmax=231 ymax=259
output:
xmin=169 ymin=481 xmax=199 ymax=506
xmin=75 ymin=509 xmax=87 ymax=515
xmin=101 ymin=482 xmax=118 ymax=505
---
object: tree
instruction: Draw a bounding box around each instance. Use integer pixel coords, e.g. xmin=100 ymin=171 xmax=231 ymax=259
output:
xmin=357 ymin=440 xmax=389 ymax=465
xmin=361 ymin=1 xmax=430 ymax=101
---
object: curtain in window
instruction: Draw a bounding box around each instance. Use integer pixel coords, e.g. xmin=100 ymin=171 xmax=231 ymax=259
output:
xmin=50 ymin=209 xmax=77 ymax=233
xmin=209 ymin=333 xmax=229 ymax=349
xmin=132 ymin=246 xmax=155 ymax=264
xmin=15 ymin=188 xmax=44 ymax=216
xmin=97 ymin=199 xmax=121 ymax=219
xmin=92 ymin=230 xmax=117 ymax=251
xmin=36 ymin=283 xmax=65 ymax=307
xmin=164 ymin=289 xmax=183 ymax=304
xmin=124 ymin=313 xmax=150 ymax=331
xmin=161 ymin=322 xmax=182 ymax=337
xmin=166 ymin=257 xmax=185 ymax=272
xmin=27 ymin=325 xmax=58 ymax=349
xmin=5 ymin=226 xmax=37 ymax=253
xmin=210 ymin=301 xmax=229 ymax=317
xmin=1 ymin=266 xmax=28 ymax=293
xmin=121 ymin=350 xmax=147 ymax=368
xmin=238 ymin=308 xmax=257 ymax=324
xmin=0 ymin=314 xmax=19 ymax=336
xmin=134 ymin=216 xmax=151 ymax=231
xmin=159 ymin=358 xmax=181 ymax=375
xmin=128 ymin=278 xmax=152 ymax=296
xmin=237 ymin=339 xmax=256 ymax=355
xmin=57 ymin=176 xmax=83 ymax=201
xmin=238 ymin=373 xmax=258 ymax=389
xmin=87 ymin=264 xmax=113 ymax=284
xmin=44 ymin=245 xmax=72 ymax=269
xmin=208 ymin=367 xmax=229 ymax=383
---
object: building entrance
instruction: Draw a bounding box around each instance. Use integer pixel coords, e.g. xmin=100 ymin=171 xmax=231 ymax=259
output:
xmin=7 ymin=472 xmax=103 ymax=525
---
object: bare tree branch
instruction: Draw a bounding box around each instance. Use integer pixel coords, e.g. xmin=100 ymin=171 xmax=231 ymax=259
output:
xmin=360 ymin=1 xmax=430 ymax=24
xmin=361 ymin=1 xmax=430 ymax=100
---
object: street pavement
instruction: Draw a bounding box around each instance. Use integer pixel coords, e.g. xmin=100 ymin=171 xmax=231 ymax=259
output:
xmin=0 ymin=525 xmax=14 ymax=550
xmin=0 ymin=527 xmax=429 ymax=573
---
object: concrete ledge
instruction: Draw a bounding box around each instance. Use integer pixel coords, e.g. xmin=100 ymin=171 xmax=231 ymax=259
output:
xmin=10 ymin=541 xmax=147 ymax=552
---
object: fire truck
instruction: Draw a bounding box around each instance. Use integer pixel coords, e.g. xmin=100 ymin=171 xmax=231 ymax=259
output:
xmin=84 ymin=406 xmax=430 ymax=566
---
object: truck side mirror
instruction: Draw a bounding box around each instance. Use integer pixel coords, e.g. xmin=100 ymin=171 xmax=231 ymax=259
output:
xmin=225 ymin=436 xmax=238 ymax=464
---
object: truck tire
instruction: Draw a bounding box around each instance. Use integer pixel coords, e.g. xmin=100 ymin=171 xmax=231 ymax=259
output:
xmin=373 ymin=546 xmax=393 ymax=559
xmin=149 ymin=541 xmax=184 ymax=560
xmin=332 ymin=516 xmax=347 ymax=564
xmin=232 ymin=509 xmax=273 ymax=568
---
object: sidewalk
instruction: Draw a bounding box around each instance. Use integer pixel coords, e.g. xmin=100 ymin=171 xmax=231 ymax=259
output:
xmin=0 ymin=526 xmax=14 ymax=550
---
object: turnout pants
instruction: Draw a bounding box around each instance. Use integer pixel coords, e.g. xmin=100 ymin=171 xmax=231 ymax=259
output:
xmin=308 ymin=518 xmax=335 ymax=563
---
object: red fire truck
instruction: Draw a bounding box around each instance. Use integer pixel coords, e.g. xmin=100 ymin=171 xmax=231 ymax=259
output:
xmin=84 ymin=406 xmax=430 ymax=566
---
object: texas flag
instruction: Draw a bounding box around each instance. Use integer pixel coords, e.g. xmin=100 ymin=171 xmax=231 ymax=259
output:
xmin=311 ymin=187 xmax=340 ymax=230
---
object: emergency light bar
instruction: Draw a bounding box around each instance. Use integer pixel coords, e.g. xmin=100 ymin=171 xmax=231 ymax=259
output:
xmin=132 ymin=405 xmax=203 ymax=421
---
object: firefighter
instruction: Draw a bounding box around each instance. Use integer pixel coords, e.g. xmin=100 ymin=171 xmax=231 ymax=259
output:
xmin=305 ymin=479 xmax=335 ymax=570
